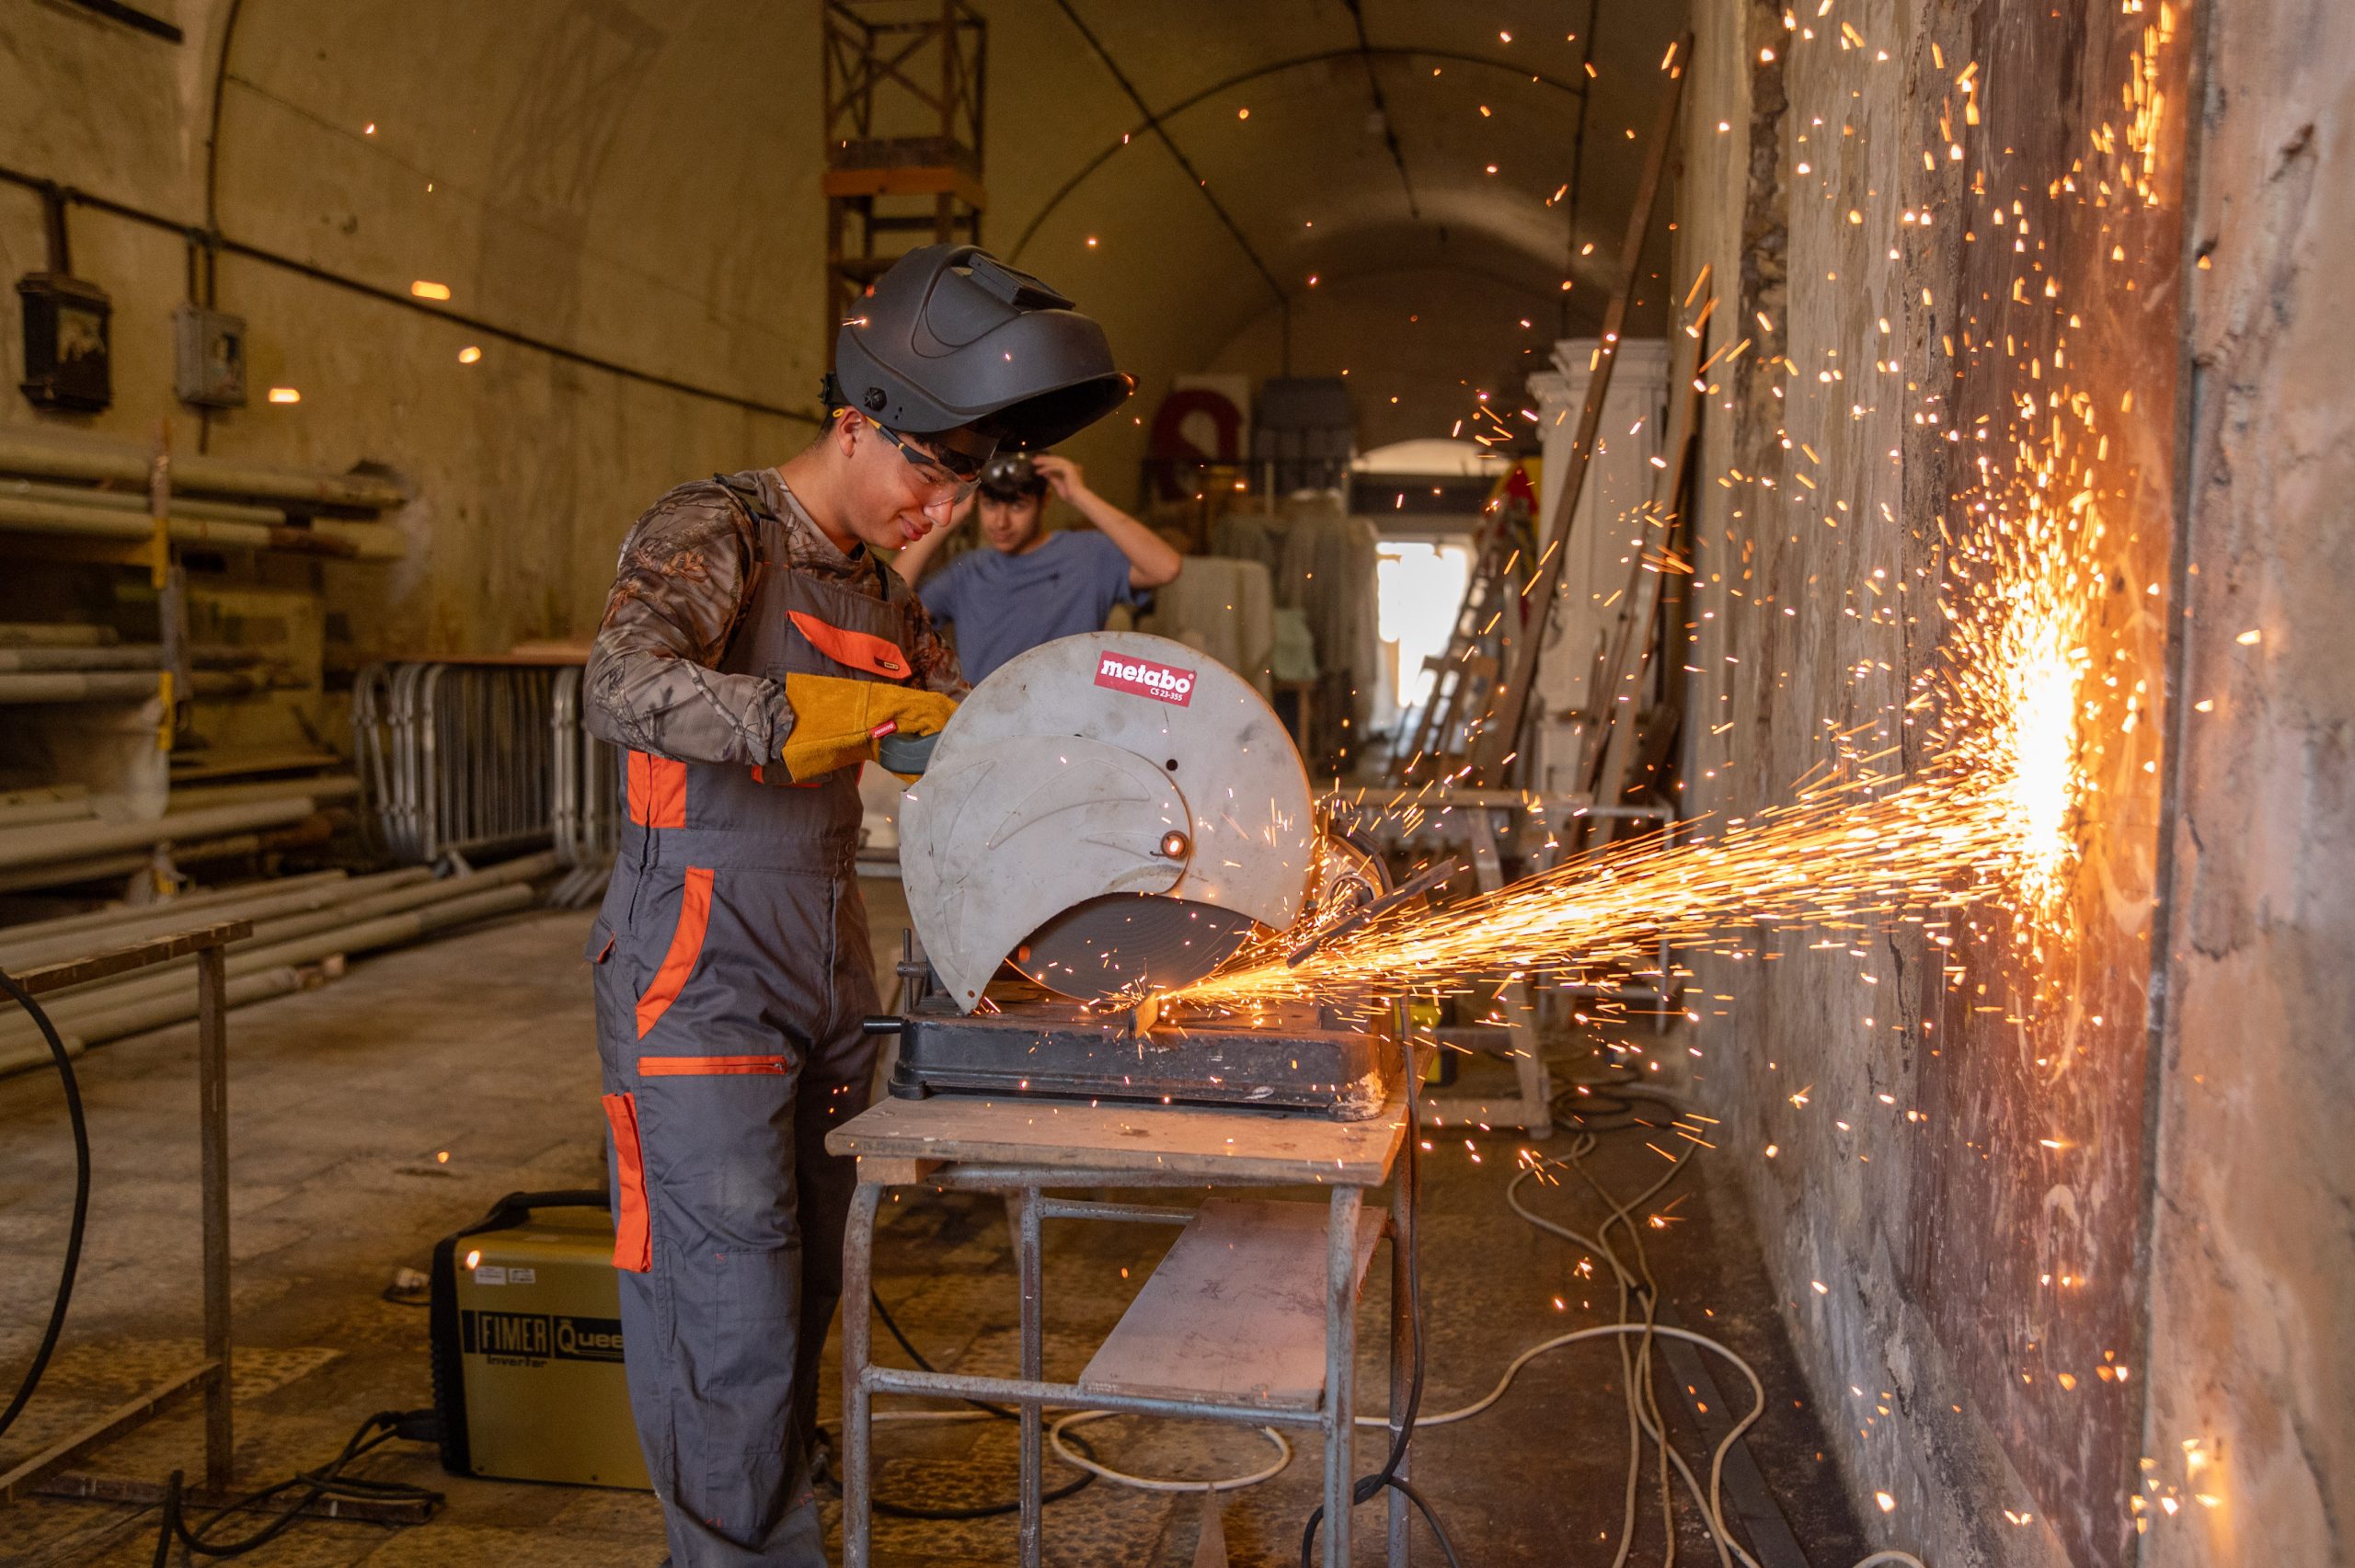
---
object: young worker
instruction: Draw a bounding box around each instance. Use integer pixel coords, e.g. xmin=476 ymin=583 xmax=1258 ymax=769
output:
xmin=890 ymin=445 xmax=1183 ymax=684
xmin=580 ymin=244 xmax=1129 ymax=1568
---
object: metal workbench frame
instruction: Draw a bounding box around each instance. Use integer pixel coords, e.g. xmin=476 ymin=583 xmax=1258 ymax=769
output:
xmin=0 ymin=919 xmax=247 ymax=1505
xmin=840 ymin=1154 xmax=1416 ymax=1568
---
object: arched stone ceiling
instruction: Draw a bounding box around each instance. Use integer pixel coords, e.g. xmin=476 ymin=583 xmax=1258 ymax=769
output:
xmin=986 ymin=0 xmax=1692 ymax=358
xmin=201 ymin=0 xmax=1690 ymax=486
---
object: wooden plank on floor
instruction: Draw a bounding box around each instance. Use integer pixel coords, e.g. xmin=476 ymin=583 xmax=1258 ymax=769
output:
xmin=1077 ymin=1198 xmax=1385 ymax=1412
xmin=827 ymin=1093 xmax=1406 ymax=1185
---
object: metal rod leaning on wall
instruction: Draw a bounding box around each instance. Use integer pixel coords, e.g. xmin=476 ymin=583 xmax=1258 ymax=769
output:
xmin=1468 ymin=34 xmax=1692 ymax=784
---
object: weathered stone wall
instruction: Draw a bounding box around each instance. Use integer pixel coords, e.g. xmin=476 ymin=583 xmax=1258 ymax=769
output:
xmin=2138 ymin=0 xmax=2355 ymax=1559
xmin=1672 ymin=0 xmax=2212 ymax=1562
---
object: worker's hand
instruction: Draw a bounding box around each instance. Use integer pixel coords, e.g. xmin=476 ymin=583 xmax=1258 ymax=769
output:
xmin=1032 ymin=453 xmax=1086 ymax=503
xmin=778 ymin=675 xmax=959 ymax=783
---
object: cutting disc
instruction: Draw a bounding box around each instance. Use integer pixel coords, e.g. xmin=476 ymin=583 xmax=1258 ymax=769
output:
xmin=1011 ymin=893 xmax=1259 ymax=1001
xmin=898 ymin=632 xmax=1317 ymax=1010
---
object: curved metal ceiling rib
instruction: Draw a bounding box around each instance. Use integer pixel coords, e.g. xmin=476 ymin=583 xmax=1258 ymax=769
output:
xmin=1007 ymin=45 xmax=1589 ymax=266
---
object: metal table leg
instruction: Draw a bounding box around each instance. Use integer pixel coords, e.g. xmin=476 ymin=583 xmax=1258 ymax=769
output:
xmin=196 ymin=944 xmax=232 ymax=1493
xmin=1011 ymin=1187 xmax=1045 ymax=1568
xmin=841 ymin=1183 xmax=883 ymax=1568
xmin=1324 ymin=1185 xmax=1362 ymax=1568
xmin=1388 ymin=1174 xmax=1412 ymax=1565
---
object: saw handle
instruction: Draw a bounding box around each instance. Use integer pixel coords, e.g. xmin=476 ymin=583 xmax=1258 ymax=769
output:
xmin=875 ymin=728 xmax=941 ymax=777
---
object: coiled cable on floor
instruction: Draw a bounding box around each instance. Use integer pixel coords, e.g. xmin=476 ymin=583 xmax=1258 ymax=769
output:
xmin=0 ymin=964 xmax=87 ymax=1445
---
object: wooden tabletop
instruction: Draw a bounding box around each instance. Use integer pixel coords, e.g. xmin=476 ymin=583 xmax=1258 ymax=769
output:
xmin=827 ymin=1090 xmax=1407 ymax=1186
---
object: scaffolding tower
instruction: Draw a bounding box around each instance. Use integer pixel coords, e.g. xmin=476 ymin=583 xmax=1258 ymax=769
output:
xmin=821 ymin=0 xmax=987 ymax=359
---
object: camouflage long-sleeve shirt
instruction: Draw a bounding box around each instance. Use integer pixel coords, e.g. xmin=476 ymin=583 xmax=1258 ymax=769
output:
xmin=582 ymin=466 xmax=963 ymax=764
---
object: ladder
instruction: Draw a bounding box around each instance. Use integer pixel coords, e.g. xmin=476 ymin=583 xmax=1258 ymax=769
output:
xmin=1387 ymin=495 xmax=1534 ymax=786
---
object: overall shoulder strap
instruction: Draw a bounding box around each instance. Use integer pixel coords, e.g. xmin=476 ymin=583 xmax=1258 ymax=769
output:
xmin=707 ymin=473 xmax=775 ymax=660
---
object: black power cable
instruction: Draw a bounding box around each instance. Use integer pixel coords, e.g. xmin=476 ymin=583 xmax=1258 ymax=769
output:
xmin=1298 ymin=1008 xmax=1465 ymax=1568
xmin=811 ymin=1284 xmax=1097 ymax=1522
xmin=0 ymin=964 xmax=88 ymax=1445
xmin=151 ymin=1409 xmax=442 ymax=1562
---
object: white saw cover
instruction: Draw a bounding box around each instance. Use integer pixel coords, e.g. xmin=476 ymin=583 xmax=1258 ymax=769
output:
xmin=899 ymin=633 xmax=1316 ymax=1010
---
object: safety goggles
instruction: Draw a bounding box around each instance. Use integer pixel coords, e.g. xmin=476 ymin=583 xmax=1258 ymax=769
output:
xmin=870 ymin=422 xmax=986 ymax=500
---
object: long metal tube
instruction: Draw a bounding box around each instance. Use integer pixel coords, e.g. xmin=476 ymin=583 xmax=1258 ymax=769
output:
xmin=0 ymin=795 xmax=93 ymax=830
xmin=0 ymin=870 xmax=348 ymax=945
xmin=0 ymin=670 xmax=252 ymax=704
xmin=0 ymin=475 xmax=283 ymax=525
xmin=0 ymin=495 xmax=404 ymax=559
xmin=0 ymin=427 xmax=407 ymax=510
xmin=0 ymin=965 xmax=303 ymax=1073
xmin=5 ymin=880 xmax=519 ymax=1024
xmin=0 ymin=867 xmax=429 ymax=972
xmin=0 ymin=798 xmax=314 ymax=871
xmin=7 ymin=855 xmax=555 ymax=1016
xmin=0 ymin=817 xmax=337 ymax=895
xmin=0 ymin=645 xmax=175 ymax=672
xmin=0 ymin=624 xmax=114 ymax=647
xmin=0 ymin=883 xmax=533 ymax=1058
xmin=166 ymin=776 xmax=360 ymax=814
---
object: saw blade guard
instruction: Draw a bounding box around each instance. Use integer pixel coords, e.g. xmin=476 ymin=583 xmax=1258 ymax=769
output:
xmin=898 ymin=632 xmax=1317 ymax=1010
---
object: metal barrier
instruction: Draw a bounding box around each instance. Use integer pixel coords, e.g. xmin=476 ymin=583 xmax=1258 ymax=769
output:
xmin=355 ymin=662 xmax=615 ymax=900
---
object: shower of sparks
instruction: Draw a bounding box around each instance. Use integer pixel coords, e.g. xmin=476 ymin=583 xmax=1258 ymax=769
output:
xmin=1172 ymin=288 xmax=2118 ymax=1017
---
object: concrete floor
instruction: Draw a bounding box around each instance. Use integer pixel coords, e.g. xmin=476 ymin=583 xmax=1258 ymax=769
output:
xmin=0 ymin=884 xmax=1867 ymax=1566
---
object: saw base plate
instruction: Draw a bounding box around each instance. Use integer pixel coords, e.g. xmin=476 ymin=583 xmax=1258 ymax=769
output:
xmin=887 ymin=995 xmax=1401 ymax=1121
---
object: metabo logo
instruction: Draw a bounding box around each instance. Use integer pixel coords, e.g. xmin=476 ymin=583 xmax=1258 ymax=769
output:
xmin=461 ymin=1311 xmax=626 ymax=1364
xmin=1094 ymin=651 xmax=1196 ymax=706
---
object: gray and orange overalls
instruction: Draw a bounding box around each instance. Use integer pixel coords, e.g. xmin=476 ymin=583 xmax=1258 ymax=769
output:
xmin=588 ymin=475 xmax=924 ymax=1566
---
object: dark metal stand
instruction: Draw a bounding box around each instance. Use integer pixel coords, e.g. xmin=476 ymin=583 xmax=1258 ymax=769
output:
xmin=0 ymin=920 xmax=248 ymax=1503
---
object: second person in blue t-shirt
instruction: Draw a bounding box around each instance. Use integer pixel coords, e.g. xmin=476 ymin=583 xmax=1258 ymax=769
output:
xmin=893 ymin=451 xmax=1185 ymax=685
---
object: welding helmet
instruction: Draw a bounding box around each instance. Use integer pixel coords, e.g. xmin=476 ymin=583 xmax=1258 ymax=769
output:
xmin=831 ymin=245 xmax=1132 ymax=449
xmin=978 ymin=451 xmax=1048 ymax=502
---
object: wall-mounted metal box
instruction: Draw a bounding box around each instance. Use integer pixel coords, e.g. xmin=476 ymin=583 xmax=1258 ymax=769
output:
xmin=174 ymin=304 xmax=247 ymax=408
xmin=17 ymin=272 xmax=113 ymax=412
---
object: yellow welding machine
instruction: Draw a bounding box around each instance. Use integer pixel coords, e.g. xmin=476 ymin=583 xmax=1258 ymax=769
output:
xmin=427 ymin=1190 xmax=649 ymax=1490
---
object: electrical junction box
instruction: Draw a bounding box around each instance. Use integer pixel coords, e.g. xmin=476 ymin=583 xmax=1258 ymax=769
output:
xmin=173 ymin=304 xmax=247 ymax=408
xmin=17 ymin=272 xmax=112 ymax=412
xmin=428 ymin=1192 xmax=649 ymax=1490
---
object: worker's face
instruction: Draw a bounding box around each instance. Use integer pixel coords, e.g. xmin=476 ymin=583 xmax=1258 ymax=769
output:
xmin=979 ymin=493 xmax=1046 ymax=553
xmin=842 ymin=415 xmax=981 ymax=551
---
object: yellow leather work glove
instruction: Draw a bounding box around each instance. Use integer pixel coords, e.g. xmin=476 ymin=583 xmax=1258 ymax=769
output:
xmin=778 ymin=673 xmax=959 ymax=783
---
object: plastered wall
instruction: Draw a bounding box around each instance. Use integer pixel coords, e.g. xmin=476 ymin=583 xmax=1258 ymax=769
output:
xmin=0 ymin=0 xmax=822 ymax=670
xmin=0 ymin=2 xmax=1646 ymax=672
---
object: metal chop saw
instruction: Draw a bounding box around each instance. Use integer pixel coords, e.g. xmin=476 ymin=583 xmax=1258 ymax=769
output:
xmin=875 ymin=632 xmax=1407 ymax=1119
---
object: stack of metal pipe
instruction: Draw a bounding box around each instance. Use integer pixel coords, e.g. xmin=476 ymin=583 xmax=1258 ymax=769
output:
xmin=0 ymin=776 xmax=362 ymax=893
xmin=0 ymin=428 xmax=408 ymax=560
xmin=0 ymin=851 xmax=556 ymax=1074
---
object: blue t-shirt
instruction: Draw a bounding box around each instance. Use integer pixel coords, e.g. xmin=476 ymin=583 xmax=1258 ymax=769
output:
xmin=918 ymin=532 xmax=1143 ymax=684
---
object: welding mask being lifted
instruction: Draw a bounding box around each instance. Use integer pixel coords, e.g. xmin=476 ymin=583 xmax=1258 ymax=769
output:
xmin=831 ymin=244 xmax=1132 ymax=451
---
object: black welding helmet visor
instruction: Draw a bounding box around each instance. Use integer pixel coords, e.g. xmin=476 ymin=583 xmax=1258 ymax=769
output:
xmin=833 ymin=245 xmax=1133 ymax=450
xmin=978 ymin=452 xmax=1047 ymax=501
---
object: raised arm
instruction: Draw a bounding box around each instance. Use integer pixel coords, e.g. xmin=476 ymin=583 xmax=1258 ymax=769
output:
xmin=1033 ymin=454 xmax=1183 ymax=589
